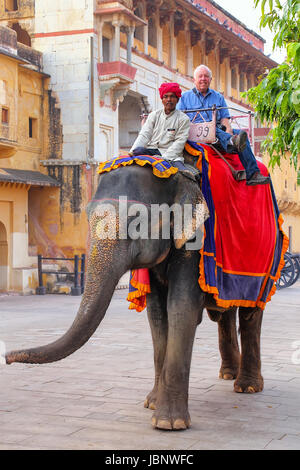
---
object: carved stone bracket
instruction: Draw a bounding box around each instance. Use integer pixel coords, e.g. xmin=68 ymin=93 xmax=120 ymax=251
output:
xmin=98 ymin=61 xmax=137 ymax=107
xmin=174 ymin=13 xmax=185 ymax=37
xmin=99 ymin=79 xmax=132 ymax=107
xmin=146 ymin=1 xmax=157 ymax=19
xmin=190 ymin=26 xmax=202 ymax=47
xmin=219 ymin=44 xmax=230 ymax=64
xmin=159 ymin=1 xmax=176 ymax=27
xmin=113 ymin=84 xmax=132 ymax=105
xmin=277 ymin=199 xmax=300 ymax=215
xmin=99 ymin=79 xmax=120 ymax=101
xmin=205 ymin=32 xmax=215 ymax=55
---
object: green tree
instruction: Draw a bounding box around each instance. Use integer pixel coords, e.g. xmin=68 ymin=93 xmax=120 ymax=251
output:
xmin=243 ymin=0 xmax=300 ymax=169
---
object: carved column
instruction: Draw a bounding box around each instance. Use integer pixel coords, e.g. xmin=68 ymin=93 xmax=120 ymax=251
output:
xmin=236 ymin=65 xmax=240 ymax=98
xmin=170 ymin=11 xmax=176 ymax=69
xmin=156 ymin=8 xmax=163 ymax=61
xmin=98 ymin=20 xmax=104 ymax=63
xmin=142 ymin=2 xmax=148 ymax=55
xmin=191 ymin=27 xmax=203 ymax=69
xmin=112 ymin=20 xmax=121 ymax=61
xmin=185 ymin=21 xmax=193 ymax=77
xmin=215 ymin=39 xmax=221 ymax=91
xmin=226 ymin=57 xmax=231 ymax=97
xmin=126 ymin=26 xmax=135 ymax=64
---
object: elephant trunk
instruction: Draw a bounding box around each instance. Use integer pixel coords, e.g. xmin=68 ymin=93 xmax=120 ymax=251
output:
xmin=5 ymin=239 xmax=128 ymax=365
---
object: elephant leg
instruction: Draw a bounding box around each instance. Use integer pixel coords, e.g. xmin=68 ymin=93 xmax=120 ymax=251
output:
xmin=151 ymin=250 xmax=204 ymax=430
xmin=217 ymin=308 xmax=240 ymax=380
xmin=234 ymin=307 xmax=264 ymax=393
xmin=207 ymin=307 xmax=240 ymax=379
xmin=145 ymin=271 xmax=168 ymax=410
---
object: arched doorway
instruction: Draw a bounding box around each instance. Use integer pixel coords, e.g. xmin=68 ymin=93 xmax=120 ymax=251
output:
xmin=0 ymin=222 xmax=8 ymax=292
xmin=118 ymin=92 xmax=151 ymax=153
xmin=11 ymin=22 xmax=31 ymax=46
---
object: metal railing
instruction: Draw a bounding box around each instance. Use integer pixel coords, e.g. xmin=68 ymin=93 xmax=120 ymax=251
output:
xmin=276 ymin=252 xmax=300 ymax=289
xmin=36 ymin=254 xmax=85 ymax=296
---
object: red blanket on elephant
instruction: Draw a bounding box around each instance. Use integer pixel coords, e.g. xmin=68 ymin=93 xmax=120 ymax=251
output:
xmin=127 ymin=144 xmax=288 ymax=312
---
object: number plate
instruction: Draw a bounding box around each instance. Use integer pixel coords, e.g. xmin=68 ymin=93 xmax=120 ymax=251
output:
xmin=188 ymin=121 xmax=216 ymax=143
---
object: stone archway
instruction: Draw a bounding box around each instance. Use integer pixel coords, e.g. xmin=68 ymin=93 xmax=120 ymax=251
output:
xmin=11 ymin=22 xmax=31 ymax=46
xmin=118 ymin=92 xmax=151 ymax=153
xmin=0 ymin=221 xmax=8 ymax=292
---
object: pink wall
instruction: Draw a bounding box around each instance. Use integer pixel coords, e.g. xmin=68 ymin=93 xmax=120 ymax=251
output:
xmin=191 ymin=0 xmax=264 ymax=52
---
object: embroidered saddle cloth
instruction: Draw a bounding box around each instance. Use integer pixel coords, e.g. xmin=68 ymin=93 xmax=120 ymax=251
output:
xmin=127 ymin=143 xmax=288 ymax=312
xmin=98 ymin=154 xmax=178 ymax=178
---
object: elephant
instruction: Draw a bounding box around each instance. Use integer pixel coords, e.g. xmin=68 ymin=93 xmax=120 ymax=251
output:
xmin=2 ymin=163 xmax=264 ymax=431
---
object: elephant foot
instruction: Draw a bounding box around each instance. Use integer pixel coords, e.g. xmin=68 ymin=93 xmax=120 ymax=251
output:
xmin=151 ymin=398 xmax=191 ymax=431
xmin=219 ymin=365 xmax=239 ymax=380
xmin=234 ymin=374 xmax=264 ymax=393
xmin=144 ymin=388 xmax=157 ymax=410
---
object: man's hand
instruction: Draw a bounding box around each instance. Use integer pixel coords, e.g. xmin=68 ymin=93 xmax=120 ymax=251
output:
xmin=221 ymin=118 xmax=233 ymax=135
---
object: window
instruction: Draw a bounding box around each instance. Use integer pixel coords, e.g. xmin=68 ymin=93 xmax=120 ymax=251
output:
xmin=148 ymin=17 xmax=157 ymax=48
xmin=239 ymin=73 xmax=245 ymax=92
xmin=5 ymin=0 xmax=18 ymax=11
xmin=231 ymin=68 xmax=237 ymax=89
xmin=134 ymin=7 xmax=144 ymax=42
xmin=102 ymin=37 xmax=110 ymax=63
xmin=1 ymin=107 xmax=9 ymax=124
xmin=11 ymin=23 xmax=31 ymax=47
xmin=29 ymin=117 xmax=37 ymax=139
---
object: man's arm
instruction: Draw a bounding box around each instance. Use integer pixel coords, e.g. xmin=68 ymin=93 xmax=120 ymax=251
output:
xmin=219 ymin=94 xmax=232 ymax=133
xmin=129 ymin=112 xmax=156 ymax=152
xmin=161 ymin=116 xmax=190 ymax=160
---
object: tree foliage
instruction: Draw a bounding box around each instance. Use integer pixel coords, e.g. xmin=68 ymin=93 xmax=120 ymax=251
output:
xmin=242 ymin=0 xmax=300 ymax=169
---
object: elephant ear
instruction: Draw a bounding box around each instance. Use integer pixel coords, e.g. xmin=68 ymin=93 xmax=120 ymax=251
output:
xmin=172 ymin=177 xmax=209 ymax=249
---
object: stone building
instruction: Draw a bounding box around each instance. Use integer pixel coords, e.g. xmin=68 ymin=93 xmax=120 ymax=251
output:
xmin=0 ymin=0 xmax=299 ymax=292
xmin=0 ymin=23 xmax=63 ymax=292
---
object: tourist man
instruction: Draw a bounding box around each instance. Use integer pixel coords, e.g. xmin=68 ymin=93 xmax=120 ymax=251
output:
xmin=129 ymin=82 xmax=191 ymax=172
xmin=177 ymin=65 xmax=270 ymax=185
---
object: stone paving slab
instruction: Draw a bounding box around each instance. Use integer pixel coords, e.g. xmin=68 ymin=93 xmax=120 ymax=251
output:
xmin=0 ymin=283 xmax=300 ymax=450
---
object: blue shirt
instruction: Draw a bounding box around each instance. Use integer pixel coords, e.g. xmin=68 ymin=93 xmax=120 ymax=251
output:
xmin=177 ymin=88 xmax=230 ymax=124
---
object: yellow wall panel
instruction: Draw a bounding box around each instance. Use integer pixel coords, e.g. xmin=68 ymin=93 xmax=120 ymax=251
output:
xmin=176 ymin=31 xmax=186 ymax=75
xmin=162 ymin=25 xmax=170 ymax=66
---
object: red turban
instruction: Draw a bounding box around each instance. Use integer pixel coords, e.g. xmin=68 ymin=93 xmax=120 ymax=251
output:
xmin=159 ymin=82 xmax=182 ymax=99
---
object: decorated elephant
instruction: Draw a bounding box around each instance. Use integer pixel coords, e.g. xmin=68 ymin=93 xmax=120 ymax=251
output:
xmin=2 ymin=148 xmax=287 ymax=431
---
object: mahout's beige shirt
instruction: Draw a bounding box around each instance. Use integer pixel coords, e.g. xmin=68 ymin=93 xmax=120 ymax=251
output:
xmin=130 ymin=108 xmax=190 ymax=161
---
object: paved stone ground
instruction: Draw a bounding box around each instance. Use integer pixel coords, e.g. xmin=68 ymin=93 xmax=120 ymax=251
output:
xmin=0 ymin=283 xmax=300 ymax=450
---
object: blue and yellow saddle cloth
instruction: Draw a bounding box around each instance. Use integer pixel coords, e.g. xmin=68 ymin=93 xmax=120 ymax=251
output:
xmin=97 ymin=155 xmax=178 ymax=178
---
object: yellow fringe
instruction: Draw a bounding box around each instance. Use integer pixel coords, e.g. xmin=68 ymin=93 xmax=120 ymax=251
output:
xmin=98 ymin=157 xmax=178 ymax=179
xmin=126 ymin=276 xmax=151 ymax=312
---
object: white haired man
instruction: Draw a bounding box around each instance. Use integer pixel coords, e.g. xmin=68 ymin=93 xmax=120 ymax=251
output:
xmin=177 ymin=65 xmax=270 ymax=185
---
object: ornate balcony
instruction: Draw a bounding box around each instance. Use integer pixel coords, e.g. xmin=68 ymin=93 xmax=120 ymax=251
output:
xmin=98 ymin=60 xmax=136 ymax=80
xmin=0 ymin=124 xmax=17 ymax=158
xmin=97 ymin=60 xmax=137 ymax=106
xmin=95 ymin=1 xmax=146 ymax=27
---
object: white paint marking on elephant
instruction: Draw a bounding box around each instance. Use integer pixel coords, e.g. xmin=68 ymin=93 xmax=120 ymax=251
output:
xmin=0 ymin=341 xmax=7 ymax=364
